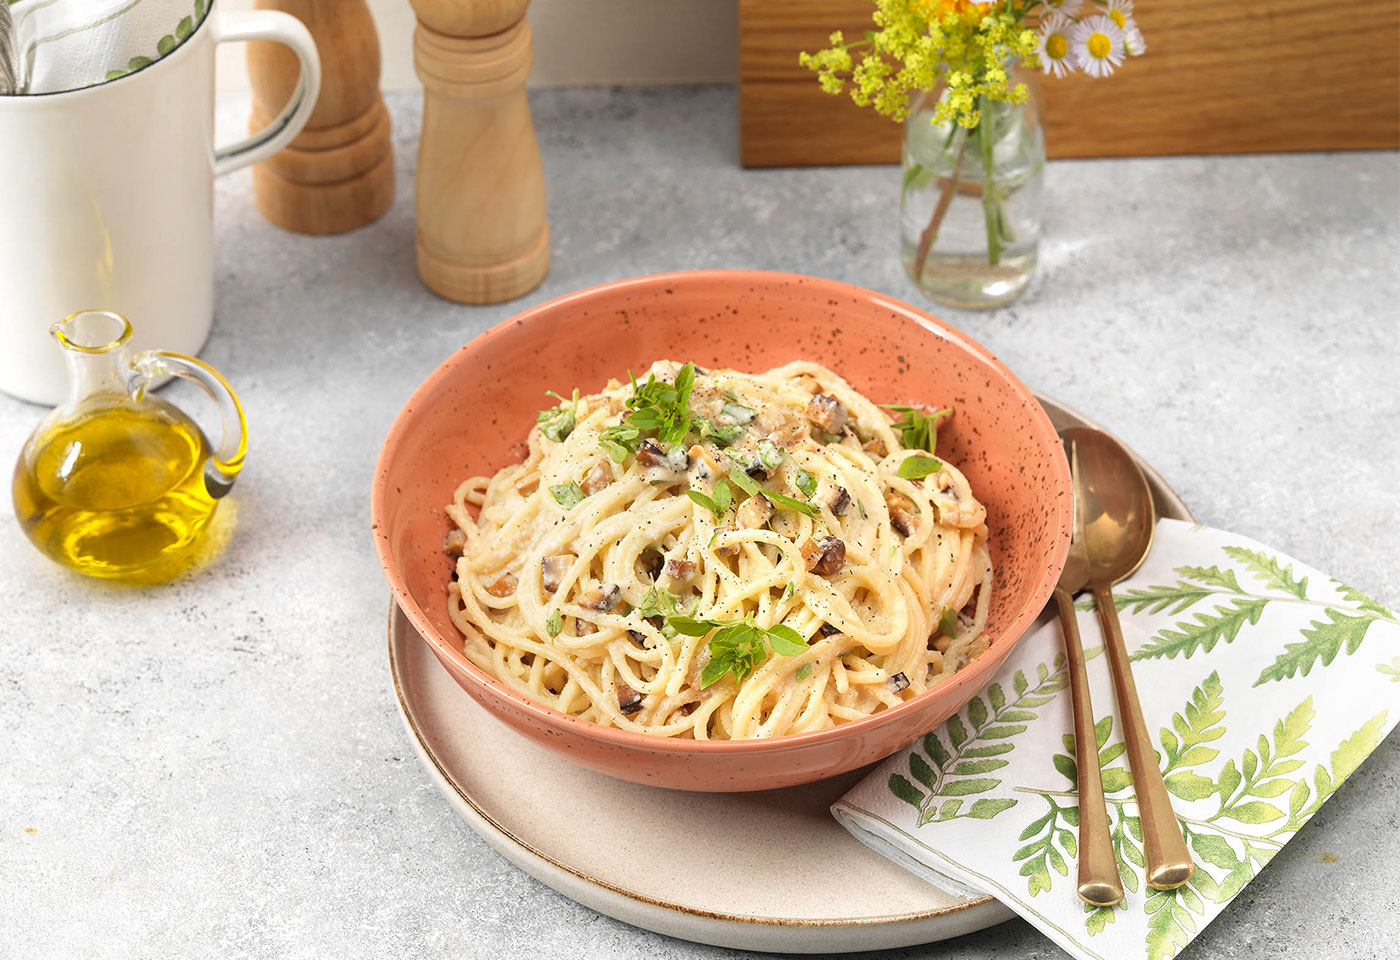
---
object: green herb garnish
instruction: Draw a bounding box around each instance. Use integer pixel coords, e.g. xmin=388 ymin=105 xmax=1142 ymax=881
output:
xmin=728 ymin=465 xmax=819 ymax=519
xmin=756 ymin=439 xmax=786 ymax=471
xmin=669 ymin=613 xmax=810 ymax=688
xmin=781 ymin=582 xmax=795 ymax=602
xmin=883 ymin=404 xmax=951 ymax=454
xmin=794 ymin=468 xmax=818 ymax=499
xmin=537 ymin=389 xmax=580 ymax=442
xmin=686 ymin=479 xmax=733 ymax=521
xmin=795 ymin=663 xmax=814 ymax=681
xmin=694 ymin=416 xmax=744 ymax=447
xmin=549 ymin=482 xmax=586 ymax=508
xmin=719 ymin=400 xmax=757 ymax=425
xmin=545 ymin=609 xmax=564 ymax=638
xmin=897 ymin=454 xmax=943 ymax=480
xmin=599 ymin=362 xmax=698 ymax=461
xmin=938 ymin=608 xmax=959 ymax=639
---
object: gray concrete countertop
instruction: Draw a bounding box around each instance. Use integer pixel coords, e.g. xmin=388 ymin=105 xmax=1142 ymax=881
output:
xmin=2 ymin=87 xmax=1396 ymax=959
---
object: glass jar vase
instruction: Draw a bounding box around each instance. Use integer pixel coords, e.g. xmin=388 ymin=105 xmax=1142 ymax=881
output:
xmin=900 ymin=70 xmax=1045 ymax=310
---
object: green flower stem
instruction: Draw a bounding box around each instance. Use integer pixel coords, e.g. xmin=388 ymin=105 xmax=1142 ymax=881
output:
xmin=1013 ymin=787 xmax=1286 ymax=849
xmin=910 ymin=126 xmax=969 ymax=283
xmin=976 ymin=95 xmax=1004 ymax=268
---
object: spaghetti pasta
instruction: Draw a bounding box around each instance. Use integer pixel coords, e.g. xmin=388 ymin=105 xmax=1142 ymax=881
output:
xmin=445 ymin=360 xmax=992 ymax=740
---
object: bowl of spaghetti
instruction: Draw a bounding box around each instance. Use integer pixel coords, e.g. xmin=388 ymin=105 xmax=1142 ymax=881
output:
xmin=372 ymin=270 xmax=1071 ymax=792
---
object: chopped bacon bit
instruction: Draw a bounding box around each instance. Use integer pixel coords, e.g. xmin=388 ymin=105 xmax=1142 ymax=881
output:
xmin=862 ymin=436 xmax=888 ymax=458
xmin=443 ymin=529 xmax=467 ymax=557
xmin=582 ymin=583 xmax=622 ymax=612
xmin=580 ymin=461 xmax=611 ymax=496
xmin=617 ymin=684 xmax=644 ymax=715
xmin=805 ymin=394 xmax=849 ymax=434
xmin=887 ymin=492 xmax=919 ymax=537
xmin=735 ymin=492 xmax=775 ymax=529
xmin=485 ymin=573 xmax=517 ymax=598
xmin=541 ymin=554 xmax=574 ymax=593
xmin=827 ymin=485 xmax=851 ymax=517
xmin=889 ymin=672 xmax=910 ymax=693
xmin=664 ymin=557 xmax=696 ymax=581
xmin=801 ymin=536 xmax=847 ymax=576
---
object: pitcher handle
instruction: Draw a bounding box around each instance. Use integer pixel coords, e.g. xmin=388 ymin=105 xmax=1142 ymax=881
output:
xmin=212 ymin=9 xmax=322 ymax=177
xmin=129 ymin=352 xmax=248 ymax=499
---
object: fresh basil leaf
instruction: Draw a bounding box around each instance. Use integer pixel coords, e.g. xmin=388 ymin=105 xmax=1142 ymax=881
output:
xmin=795 ymin=663 xmax=814 ymax=681
xmin=794 ymin=468 xmax=817 ymax=498
xmin=766 ymin=624 xmax=808 ymax=655
xmin=699 ymin=658 xmax=731 ymax=689
xmin=781 ymin=582 xmax=795 ymax=602
xmin=669 ymin=615 xmax=722 ymax=637
xmin=727 ymin=465 xmax=762 ymax=497
xmin=897 ymin=454 xmax=943 ymax=480
xmin=549 ymin=482 xmax=586 ymax=508
xmin=687 ymin=489 xmax=721 ymax=519
xmin=545 ymin=609 xmax=563 ymax=638
xmin=939 ymin=608 xmax=959 ymax=639
xmin=713 ymin=480 xmax=733 ymax=513
xmin=765 ymin=488 xmax=820 ymax=519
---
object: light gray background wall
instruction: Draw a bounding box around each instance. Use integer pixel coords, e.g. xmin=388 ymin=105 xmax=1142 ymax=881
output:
xmin=215 ymin=0 xmax=738 ymax=91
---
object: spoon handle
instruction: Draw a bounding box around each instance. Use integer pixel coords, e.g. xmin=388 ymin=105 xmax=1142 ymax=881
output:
xmin=1054 ymin=587 xmax=1124 ymax=907
xmin=1094 ymin=585 xmax=1195 ymax=890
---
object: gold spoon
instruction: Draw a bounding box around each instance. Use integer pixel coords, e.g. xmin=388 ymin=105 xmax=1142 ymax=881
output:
xmin=1062 ymin=426 xmax=1194 ymax=890
xmin=1054 ymin=436 xmax=1124 ymax=907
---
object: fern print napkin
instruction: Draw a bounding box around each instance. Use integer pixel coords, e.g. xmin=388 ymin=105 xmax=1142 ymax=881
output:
xmin=833 ymin=518 xmax=1399 ymax=960
xmin=10 ymin=0 xmax=210 ymax=94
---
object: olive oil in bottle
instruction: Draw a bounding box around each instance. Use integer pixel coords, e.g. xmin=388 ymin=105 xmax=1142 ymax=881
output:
xmin=13 ymin=310 xmax=247 ymax=583
xmin=13 ymin=398 xmax=218 ymax=579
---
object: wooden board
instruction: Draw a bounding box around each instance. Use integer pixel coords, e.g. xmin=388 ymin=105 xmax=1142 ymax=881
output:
xmin=739 ymin=0 xmax=1400 ymax=167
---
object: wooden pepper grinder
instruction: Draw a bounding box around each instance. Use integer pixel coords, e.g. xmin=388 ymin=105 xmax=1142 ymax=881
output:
xmin=408 ymin=0 xmax=550 ymax=303
xmin=246 ymin=0 xmax=395 ymax=235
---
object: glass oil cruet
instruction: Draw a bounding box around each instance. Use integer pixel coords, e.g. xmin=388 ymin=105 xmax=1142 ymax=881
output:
xmin=12 ymin=310 xmax=248 ymax=582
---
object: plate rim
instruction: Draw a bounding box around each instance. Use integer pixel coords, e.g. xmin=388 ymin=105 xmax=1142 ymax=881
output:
xmin=386 ymin=389 xmax=1192 ymax=943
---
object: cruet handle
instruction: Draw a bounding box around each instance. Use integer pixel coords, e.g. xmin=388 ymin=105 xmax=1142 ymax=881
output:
xmin=128 ymin=352 xmax=248 ymax=499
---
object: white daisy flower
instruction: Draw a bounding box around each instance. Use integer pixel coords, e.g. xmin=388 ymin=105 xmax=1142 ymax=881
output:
xmin=1038 ymin=0 xmax=1083 ymax=16
xmin=1099 ymin=0 xmax=1147 ymax=55
xmin=1071 ymin=14 xmax=1125 ymax=78
xmin=1036 ymin=13 xmax=1076 ymax=78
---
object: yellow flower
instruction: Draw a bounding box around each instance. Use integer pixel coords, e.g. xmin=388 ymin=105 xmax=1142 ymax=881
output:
xmin=1036 ymin=13 xmax=1075 ymax=78
xmin=1071 ymin=14 xmax=1124 ymax=77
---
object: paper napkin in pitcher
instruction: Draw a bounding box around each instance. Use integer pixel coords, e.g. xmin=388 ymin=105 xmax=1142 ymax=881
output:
xmin=11 ymin=0 xmax=211 ymax=94
xmin=833 ymin=518 xmax=1399 ymax=960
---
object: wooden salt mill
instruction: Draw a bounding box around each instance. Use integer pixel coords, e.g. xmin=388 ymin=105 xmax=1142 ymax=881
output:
xmin=408 ymin=0 xmax=550 ymax=303
xmin=246 ymin=0 xmax=395 ymax=234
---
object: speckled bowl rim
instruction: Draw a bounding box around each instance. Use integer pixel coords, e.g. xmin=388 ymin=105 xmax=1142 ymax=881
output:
xmin=371 ymin=269 xmax=1073 ymax=757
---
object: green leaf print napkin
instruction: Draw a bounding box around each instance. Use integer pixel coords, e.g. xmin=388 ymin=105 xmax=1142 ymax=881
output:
xmin=10 ymin=0 xmax=211 ymax=94
xmin=833 ymin=518 xmax=1399 ymax=960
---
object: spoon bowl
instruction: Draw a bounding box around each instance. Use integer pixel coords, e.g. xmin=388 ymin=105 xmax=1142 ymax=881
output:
xmin=1067 ymin=426 xmax=1156 ymax=585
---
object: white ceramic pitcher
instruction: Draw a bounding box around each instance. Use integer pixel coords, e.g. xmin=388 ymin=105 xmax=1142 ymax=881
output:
xmin=0 ymin=4 xmax=321 ymax=405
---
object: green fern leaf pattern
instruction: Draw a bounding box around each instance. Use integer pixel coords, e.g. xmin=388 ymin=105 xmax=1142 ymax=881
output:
xmin=1131 ymin=599 xmax=1268 ymax=662
xmin=1254 ymin=609 xmax=1380 ymax=685
xmin=1222 ymin=546 xmax=1309 ymax=599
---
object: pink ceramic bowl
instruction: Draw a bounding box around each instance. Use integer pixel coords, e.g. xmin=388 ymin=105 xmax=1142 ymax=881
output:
xmin=372 ymin=271 xmax=1071 ymax=792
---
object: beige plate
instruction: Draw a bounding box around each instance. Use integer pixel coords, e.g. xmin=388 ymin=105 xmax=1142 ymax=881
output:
xmin=388 ymin=392 xmax=1193 ymax=954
